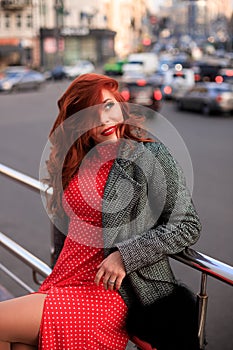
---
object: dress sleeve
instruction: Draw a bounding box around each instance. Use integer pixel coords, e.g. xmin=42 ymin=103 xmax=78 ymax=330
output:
xmin=115 ymin=142 xmax=202 ymax=274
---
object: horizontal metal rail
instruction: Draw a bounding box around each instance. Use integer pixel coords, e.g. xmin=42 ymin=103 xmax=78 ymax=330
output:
xmin=1 ymin=162 xmax=233 ymax=349
xmin=0 ymin=232 xmax=52 ymax=279
xmin=0 ymin=231 xmax=52 ymax=292
xmin=0 ymin=163 xmax=50 ymax=194
xmin=1 ymin=162 xmax=233 ymax=286
xmin=0 ymin=263 xmax=35 ymax=293
xmin=173 ymin=248 xmax=233 ymax=286
xmin=1 ymin=229 xmax=232 ymax=288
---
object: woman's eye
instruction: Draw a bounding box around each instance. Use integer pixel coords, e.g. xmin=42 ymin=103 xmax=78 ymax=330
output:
xmin=104 ymin=102 xmax=115 ymax=111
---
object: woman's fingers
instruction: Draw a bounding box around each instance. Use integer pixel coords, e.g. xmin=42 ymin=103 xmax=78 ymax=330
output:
xmin=114 ymin=275 xmax=124 ymax=291
xmin=105 ymin=274 xmax=118 ymax=291
xmin=94 ymin=266 xmax=105 ymax=286
xmin=94 ymin=251 xmax=126 ymax=290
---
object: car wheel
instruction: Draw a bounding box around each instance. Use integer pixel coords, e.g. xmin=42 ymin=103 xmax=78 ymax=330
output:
xmin=34 ymin=83 xmax=41 ymax=90
xmin=202 ymin=104 xmax=211 ymax=116
xmin=11 ymin=85 xmax=18 ymax=93
xmin=177 ymin=100 xmax=184 ymax=111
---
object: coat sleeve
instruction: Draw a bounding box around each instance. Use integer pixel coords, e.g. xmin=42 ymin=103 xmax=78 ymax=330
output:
xmin=115 ymin=142 xmax=202 ymax=274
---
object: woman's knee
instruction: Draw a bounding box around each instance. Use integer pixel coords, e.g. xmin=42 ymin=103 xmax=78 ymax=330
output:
xmin=0 ymin=341 xmax=10 ymax=350
xmin=0 ymin=293 xmax=47 ymax=344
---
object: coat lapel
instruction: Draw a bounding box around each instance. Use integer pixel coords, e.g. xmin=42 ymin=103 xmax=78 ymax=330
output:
xmin=102 ymin=141 xmax=145 ymax=248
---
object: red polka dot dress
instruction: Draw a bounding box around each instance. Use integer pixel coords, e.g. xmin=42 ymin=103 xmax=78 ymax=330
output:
xmin=38 ymin=142 xmax=129 ymax=350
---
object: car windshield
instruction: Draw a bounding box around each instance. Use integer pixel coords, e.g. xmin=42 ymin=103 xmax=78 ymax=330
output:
xmin=172 ymin=74 xmax=186 ymax=79
xmin=5 ymin=72 xmax=23 ymax=78
xmin=76 ymin=61 xmax=91 ymax=66
xmin=210 ymin=86 xmax=233 ymax=93
xmin=127 ymin=84 xmax=153 ymax=94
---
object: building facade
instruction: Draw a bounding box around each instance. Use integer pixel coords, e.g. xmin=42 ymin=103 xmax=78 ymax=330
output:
xmin=158 ymin=0 xmax=232 ymax=41
xmin=0 ymin=0 xmax=151 ymax=69
xmin=0 ymin=0 xmax=40 ymax=67
xmin=101 ymin=0 xmax=149 ymax=56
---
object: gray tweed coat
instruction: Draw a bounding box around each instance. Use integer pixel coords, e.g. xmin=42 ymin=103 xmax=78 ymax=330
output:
xmin=102 ymin=140 xmax=201 ymax=307
xmin=53 ymin=140 xmax=201 ymax=309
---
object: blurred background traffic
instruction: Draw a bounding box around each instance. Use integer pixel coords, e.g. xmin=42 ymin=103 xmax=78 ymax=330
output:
xmin=1 ymin=0 xmax=233 ymax=115
xmin=0 ymin=2 xmax=233 ymax=349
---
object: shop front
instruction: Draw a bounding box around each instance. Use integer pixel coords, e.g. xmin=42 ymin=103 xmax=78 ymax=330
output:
xmin=40 ymin=27 xmax=116 ymax=69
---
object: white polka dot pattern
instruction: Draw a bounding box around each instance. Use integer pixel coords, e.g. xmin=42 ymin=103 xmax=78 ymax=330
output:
xmin=38 ymin=143 xmax=129 ymax=349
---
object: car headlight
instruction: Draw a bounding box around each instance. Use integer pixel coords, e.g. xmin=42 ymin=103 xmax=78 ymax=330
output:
xmin=2 ymin=81 xmax=12 ymax=90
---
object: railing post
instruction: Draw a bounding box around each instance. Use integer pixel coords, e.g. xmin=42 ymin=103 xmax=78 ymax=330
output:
xmin=197 ymin=272 xmax=208 ymax=349
xmin=50 ymin=221 xmax=56 ymax=268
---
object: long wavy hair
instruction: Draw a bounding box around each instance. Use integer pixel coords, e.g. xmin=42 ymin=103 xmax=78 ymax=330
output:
xmin=45 ymin=73 xmax=153 ymax=216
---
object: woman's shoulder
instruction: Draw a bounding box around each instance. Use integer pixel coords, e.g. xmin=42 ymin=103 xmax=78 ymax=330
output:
xmin=142 ymin=141 xmax=178 ymax=170
xmin=143 ymin=140 xmax=168 ymax=156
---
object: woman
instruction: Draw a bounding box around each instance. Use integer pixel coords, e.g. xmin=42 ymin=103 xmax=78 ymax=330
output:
xmin=0 ymin=73 xmax=201 ymax=350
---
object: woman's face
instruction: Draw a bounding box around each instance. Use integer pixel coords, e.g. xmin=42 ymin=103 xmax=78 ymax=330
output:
xmin=90 ymin=89 xmax=124 ymax=144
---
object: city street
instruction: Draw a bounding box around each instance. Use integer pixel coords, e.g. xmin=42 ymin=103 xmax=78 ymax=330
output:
xmin=0 ymin=81 xmax=233 ymax=349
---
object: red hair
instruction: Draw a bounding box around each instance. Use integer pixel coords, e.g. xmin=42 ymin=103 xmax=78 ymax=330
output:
xmin=45 ymin=73 xmax=153 ymax=215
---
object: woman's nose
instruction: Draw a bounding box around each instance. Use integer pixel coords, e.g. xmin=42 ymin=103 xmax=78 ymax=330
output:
xmin=99 ymin=113 xmax=110 ymax=125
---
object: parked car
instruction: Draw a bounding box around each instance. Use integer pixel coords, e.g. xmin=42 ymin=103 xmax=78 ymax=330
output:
xmin=126 ymin=52 xmax=159 ymax=75
xmin=217 ymin=68 xmax=233 ymax=84
xmin=45 ymin=65 xmax=67 ymax=80
xmin=121 ymin=71 xmax=147 ymax=82
xmin=64 ymin=60 xmax=95 ymax=79
xmin=122 ymin=61 xmax=144 ymax=78
xmin=162 ymin=68 xmax=195 ymax=99
xmin=192 ymin=61 xmax=222 ymax=82
xmin=176 ymin=82 xmax=233 ymax=115
xmin=119 ymin=78 xmax=163 ymax=111
xmin=148 ymin=71 xmax=166 ymax=86
xmin=0 ymin=68 xmax=45 ymax=92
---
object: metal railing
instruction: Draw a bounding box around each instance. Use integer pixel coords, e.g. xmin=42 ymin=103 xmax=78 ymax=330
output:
xmin=0 ymin=231 xmax=52 ymax=292
xmin=1 ymin=162 xmax=233 ymax=349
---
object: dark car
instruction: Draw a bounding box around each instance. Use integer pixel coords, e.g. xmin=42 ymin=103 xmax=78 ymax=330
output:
xmin=0 ymin=68 xmax=45 ymax=92
xmin=217 ymin=68 xmax=233 ymax=84
xmin=176 ymin=82 xmax=233 ymax=115
xmin=192 ymin=62 xmax=222 ymax=82
xmin=50 ymin=65 xmax=67 ymax=80
xmin=119 ymin=78 xmax=163 ymax=111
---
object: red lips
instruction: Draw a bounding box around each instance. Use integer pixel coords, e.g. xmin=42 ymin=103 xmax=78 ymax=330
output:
xmin=101 ymin=126 xmax=117 ymax=136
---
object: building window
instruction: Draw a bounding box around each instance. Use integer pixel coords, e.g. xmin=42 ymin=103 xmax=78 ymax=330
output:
xmin=5 ymin=13 xmax=10 ymax=28
xmin=26 ymin=14 xmax=32 ymax=28
xmin=16 ymin=14 xmax=22 ymax=28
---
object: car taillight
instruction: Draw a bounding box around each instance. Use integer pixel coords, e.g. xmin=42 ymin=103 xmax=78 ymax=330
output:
xmin=163 ymin=85 xmax=172 ymax=95
xmin=136 ymin=79 xmax=146 ymax=86
xmin=194 ymin=73 xmax=201 ymax=81
xmin=121 ymin=89 xmax=130 ymax=101
xmin=215 ymin=75 xmax=223 ymax=84
xmin=153 ymin=89 xmax=162 ymax=101
xmin=216 ymin=94 xmax=222 ymax=103
xmin=226 ymin=70 xmax=233 ymax=76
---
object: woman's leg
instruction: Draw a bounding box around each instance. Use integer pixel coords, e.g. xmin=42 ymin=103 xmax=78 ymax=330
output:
xmin=0 ymin=293 xmax=47 ymax=346
xmin=12 ymin=344 xmax=36 ymax=350
xmin=0 ymin=341 xmax=10 ymax=350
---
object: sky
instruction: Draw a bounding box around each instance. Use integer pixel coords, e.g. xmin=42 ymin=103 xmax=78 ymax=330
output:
xmin=147 ymin=0 xmax=163 ymax=13
xmin=149 ymin=0 xmax=233 ymax=13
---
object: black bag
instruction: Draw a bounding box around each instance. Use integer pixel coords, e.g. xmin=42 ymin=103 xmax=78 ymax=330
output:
xmin=126 ymin=284 xmax=200 ymax=350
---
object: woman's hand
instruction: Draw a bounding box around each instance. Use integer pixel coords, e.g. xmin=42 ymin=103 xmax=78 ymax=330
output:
xmin=94 ymin=251 xmax=126 ymax=291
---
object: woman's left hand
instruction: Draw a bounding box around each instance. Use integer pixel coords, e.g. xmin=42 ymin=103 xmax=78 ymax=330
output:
xmin=94 ymin=251 xmax=126 ymax=291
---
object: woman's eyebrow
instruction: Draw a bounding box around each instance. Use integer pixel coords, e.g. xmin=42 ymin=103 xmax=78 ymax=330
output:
xmin=103 ymin=98 xmax=112 ymax=103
